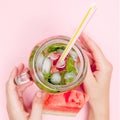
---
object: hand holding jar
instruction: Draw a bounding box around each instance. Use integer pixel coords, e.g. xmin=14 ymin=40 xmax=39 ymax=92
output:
xmin=78 ymin=33 xmax=113 ymax=120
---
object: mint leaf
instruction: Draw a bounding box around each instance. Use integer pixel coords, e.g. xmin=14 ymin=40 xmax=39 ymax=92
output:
xmin=60 ymin=71 xmax=66 ymax=85
xmin=66 ymin=55 xmax=77 ymax=74
xmin=65 ymin=77 xmax=74 ymax=84
xmin=47 ymin=43 xmax=66 ymax=53
xmin=43 ymin=73 xmax=51 ymax=82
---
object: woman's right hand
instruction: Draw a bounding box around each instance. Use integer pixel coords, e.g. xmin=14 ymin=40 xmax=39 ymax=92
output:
xmin=79 ymin=33 xmax=113 ymax=120
xmin=6 ymin=64 xmax=43 ymax=120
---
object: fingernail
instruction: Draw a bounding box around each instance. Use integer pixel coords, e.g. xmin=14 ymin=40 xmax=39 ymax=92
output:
xmin=15 ymin=72 xmax=32 ymax=85
xmin=37 ymin=92 xmax=42 ymax=98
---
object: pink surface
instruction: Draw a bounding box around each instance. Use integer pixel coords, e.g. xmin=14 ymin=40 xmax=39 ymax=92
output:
xmin=0 ymin=0 xmax=119 ymax=120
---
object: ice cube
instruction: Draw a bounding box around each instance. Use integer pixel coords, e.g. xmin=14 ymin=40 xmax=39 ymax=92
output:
xmin=36 ymin=54 xmax=45 ymax=69
xmin=42 ymin=57 xmax=52 ymax=73
xmin=51 ymin=72 xmax=61 ymax=84
xmin=64 ymin=72 xmax=76 ymax=80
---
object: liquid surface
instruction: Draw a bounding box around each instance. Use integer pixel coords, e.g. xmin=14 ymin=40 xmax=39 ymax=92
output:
xmin=36 ymin=43 xmax=80 ymax=85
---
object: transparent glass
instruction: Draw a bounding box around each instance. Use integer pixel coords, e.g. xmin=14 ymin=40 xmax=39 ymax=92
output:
xmin=29 ymin=35 xmax=87 ymax=93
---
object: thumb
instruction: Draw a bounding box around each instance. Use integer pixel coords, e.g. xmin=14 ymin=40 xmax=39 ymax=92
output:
xmin=29 ymin=91 xmax=43 ymax=120
xmin=83 ymin=56 xmax=96 ymax=87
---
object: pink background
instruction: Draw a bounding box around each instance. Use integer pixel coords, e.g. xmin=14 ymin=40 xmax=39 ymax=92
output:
xmin=0 ymin=0 xmax=119 ymax=120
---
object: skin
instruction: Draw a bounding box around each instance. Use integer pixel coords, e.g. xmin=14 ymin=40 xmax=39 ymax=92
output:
xmin=6 ymin=33 xmax=112 ymax=120
xmin=6 ymin=64 xmax=43 ymax=120
xmin=78 ymin=33 xmax=113 ymax=120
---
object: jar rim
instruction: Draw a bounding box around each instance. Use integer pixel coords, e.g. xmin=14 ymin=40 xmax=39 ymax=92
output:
xmin=33 ymin=35 xmax=87 ymax=92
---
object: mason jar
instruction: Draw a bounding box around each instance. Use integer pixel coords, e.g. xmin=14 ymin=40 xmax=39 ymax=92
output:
xmin=24 ymin=35 xmax=87 ymax=93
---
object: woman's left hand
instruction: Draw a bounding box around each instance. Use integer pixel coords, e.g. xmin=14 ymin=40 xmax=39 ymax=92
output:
xmin=6 ymin=63 xmax=43 ymax=120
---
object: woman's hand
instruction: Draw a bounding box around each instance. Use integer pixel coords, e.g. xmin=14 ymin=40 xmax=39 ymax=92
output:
xmin=6 ymin=64 xmax=43 ymax=120
xmin=79 ymin=33 xmax=113 ymax=120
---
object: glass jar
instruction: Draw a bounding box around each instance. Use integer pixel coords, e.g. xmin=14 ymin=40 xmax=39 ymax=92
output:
xmin=28 ymin=35 xmax=87 ymax=93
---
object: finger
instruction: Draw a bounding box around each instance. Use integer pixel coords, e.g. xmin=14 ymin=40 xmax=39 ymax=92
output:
xmin=77 ymin=37 xmax=94 ymax=62
xmin=6 ymin=67 xmax=28 ymax=119
xmin=83 ymin=56 xmax=96 ymax=87
xmin=6 ymin=67 xmax=18 ymax=93
xmin=29 ymin=91 xmax=43 ymax=120
xmin=17 ymin=63 xmax=25 ymax=75
xmin=77 ymin=37 xmax=90 ymax=52
xmin=17 ymin=81 xmax=33 ymax=97
xmin=77 ymin=39 xmax=95 ymax=67
xmin=79 ymin=32 xmax=107 ymax=70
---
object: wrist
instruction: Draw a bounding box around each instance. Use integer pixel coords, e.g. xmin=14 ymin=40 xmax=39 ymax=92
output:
xmin=88 ymin=107 xmax=109 ymax=120
xmin=88 ymin=99 xmax=109 ymax=120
